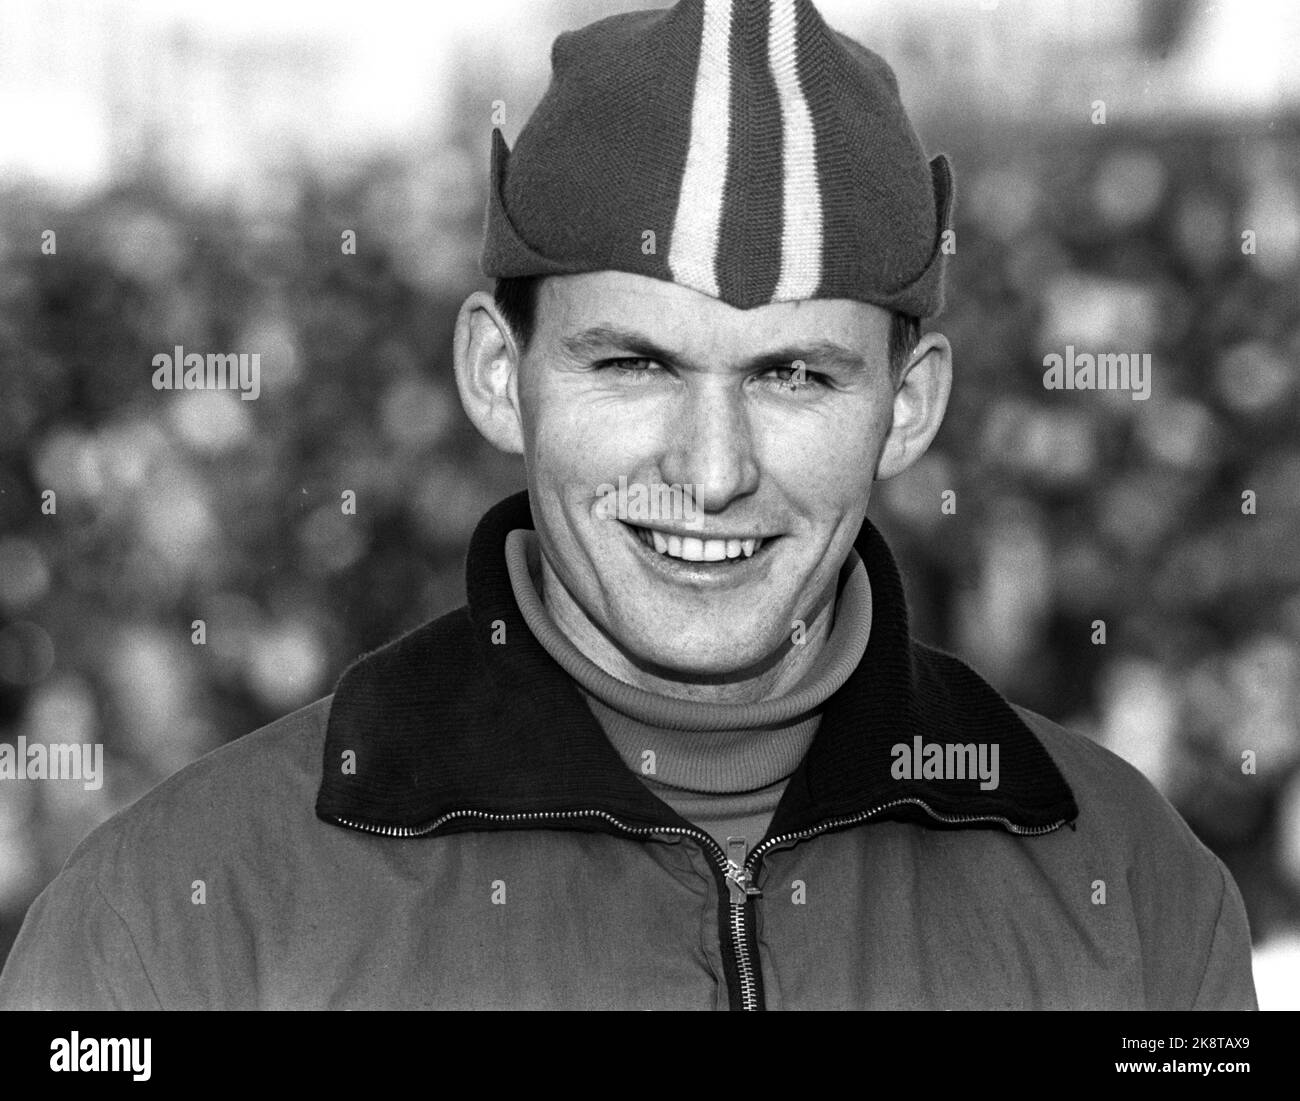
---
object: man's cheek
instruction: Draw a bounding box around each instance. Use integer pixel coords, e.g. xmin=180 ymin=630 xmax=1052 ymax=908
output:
xmin=531 ymin=418 xmax=597 ymax=476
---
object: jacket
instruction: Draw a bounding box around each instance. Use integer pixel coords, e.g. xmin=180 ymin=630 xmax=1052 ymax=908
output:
xmin=0 ymin=491 xmax=1257 ymax=1010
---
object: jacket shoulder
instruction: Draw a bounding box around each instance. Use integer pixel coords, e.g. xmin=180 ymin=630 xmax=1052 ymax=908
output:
xmin=0 ymin=697 xmax=332 ymax=1008
xmin=81 ymin=694 xmax=331 ymax=868
xmin=1013 ymin=704 xmax=1201 ymax=846
xmin=1012 ymin=704 xmax=1256 ymax=1009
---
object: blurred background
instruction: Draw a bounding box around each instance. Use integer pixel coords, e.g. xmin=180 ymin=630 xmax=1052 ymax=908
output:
xmin=0 ymin=0 xmax=1297 ymax=1004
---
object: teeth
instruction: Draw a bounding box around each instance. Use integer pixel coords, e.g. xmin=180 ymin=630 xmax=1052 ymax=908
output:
xmin=632 ymin=526 xmax=766 ymax=562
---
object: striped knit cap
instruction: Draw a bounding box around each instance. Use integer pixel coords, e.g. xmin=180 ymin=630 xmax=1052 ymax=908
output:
xmin=481 ymin=0 xmax=953 ymax=317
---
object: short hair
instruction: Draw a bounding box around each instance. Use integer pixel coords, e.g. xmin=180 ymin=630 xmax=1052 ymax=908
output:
xmin=494 ymin=275 xmax=920 ymax=382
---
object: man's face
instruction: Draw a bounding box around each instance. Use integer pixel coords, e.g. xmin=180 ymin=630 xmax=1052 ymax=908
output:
xmin=516 ymin=270 xmax=897 ymax=678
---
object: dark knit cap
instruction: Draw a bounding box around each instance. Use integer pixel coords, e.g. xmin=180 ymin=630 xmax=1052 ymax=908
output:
xmin=481 ymin=0 xmax=954 ymax=317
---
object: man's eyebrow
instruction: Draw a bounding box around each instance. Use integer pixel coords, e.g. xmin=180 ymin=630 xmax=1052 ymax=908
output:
xmin=753 ymin=341 xmax=868 ymax=372
xmin=560 ymin=326 xmax=868 ymax=372
xmin=561 ymin=326 xmax=682 ymax=365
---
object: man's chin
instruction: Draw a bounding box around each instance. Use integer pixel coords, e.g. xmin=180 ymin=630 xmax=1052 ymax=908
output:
xmin=615 ymin=630 xmax=789 ymax=682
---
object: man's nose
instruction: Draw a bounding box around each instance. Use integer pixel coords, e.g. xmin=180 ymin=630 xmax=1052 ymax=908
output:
xmin=658 ymin=382 xmax=760 ymax=511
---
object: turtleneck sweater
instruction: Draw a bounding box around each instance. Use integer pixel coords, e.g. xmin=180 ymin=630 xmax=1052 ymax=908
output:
xmin=503 ymin=529 xmax=873 ymax=854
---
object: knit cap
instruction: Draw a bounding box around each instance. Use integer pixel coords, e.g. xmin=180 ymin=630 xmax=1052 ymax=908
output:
xmin=481 ymin=0 xmax=952 ymax=317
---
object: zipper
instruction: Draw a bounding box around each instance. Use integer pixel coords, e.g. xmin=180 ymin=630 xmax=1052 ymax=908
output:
xmin=748 ymin=796 xmax=1068 ymax=868
xmin=725 ymin=837 xmax=763 ymax=1010
xmin=329 ymin=798 xmax=1069 ymax=1011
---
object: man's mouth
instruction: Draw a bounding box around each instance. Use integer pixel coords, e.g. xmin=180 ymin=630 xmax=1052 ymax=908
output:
xmin=624 ymin=523 xmax=768 ymax=562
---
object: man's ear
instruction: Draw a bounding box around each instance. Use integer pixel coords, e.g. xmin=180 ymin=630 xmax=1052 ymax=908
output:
xmin=452 ymin=290 xmax=525 ymax=455
xmin=874 ymin=330 xmax=952 ymax=481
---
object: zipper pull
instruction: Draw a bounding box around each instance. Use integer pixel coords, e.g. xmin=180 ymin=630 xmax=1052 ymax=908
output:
xmin=725 ymin=837 xmax=762 ymax=903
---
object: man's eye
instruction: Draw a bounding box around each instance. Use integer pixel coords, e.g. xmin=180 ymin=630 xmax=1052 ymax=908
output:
xmin=763 ymin=365 xmax=825 ymax=390
xmin=599 ymin=357 xmax=661 ymax=378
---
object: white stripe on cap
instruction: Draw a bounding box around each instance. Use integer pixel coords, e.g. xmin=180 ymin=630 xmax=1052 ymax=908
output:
xmin=667 ymin=0 xmax=732 ymax=298
xmin=768 ymin=0 xmax=823 ymax=301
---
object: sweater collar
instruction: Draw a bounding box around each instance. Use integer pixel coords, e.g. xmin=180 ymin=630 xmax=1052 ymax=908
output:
xmin=316 ymin=491 xmax=1077 ymax=840
xmin=506 ymin=528 xmax=873 ymax=794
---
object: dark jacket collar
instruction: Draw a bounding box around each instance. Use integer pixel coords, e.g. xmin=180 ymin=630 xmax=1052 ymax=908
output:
xmin=316 ymin=491 xmax=1077 ymax=840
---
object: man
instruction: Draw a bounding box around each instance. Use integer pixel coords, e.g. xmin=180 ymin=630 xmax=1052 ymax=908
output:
xmin=1 ymin=0 xmax=1255 ymax=1010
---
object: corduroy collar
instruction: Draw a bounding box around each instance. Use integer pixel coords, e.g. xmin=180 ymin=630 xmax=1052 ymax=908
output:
xmin=316 ymin=491 xmax=1077 ymax=841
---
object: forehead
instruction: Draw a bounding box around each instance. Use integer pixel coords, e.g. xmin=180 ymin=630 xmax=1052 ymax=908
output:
xmin=533 ymin=271 xmax=891 ymax=363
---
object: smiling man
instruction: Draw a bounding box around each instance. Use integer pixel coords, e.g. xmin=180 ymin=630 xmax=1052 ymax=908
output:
xmin=470 ymin=272 xmax=928 ymax=696
xmin=0 ymin=0 xmax=1256 ymax=1011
